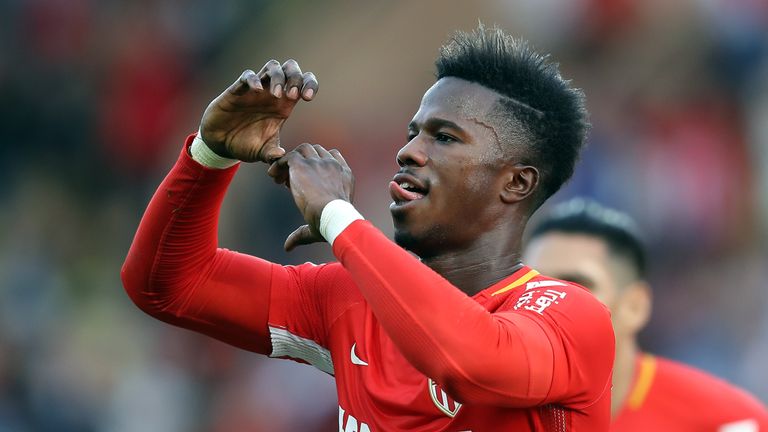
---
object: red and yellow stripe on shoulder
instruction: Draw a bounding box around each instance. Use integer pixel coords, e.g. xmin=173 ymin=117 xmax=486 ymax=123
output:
xmin=489 ymin=267 xmax=591 ymax=317
xmin=491 ymin=269 xmax=540 ymax=296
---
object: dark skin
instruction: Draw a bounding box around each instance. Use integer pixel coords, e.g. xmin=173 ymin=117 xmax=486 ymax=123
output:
xmin=201 ymin=60 xmax=540 ymax=296
xmin=388 ymin=78 xmax=539 ymax=293
xmin=200 ymin=59 xmax=318 ymax=162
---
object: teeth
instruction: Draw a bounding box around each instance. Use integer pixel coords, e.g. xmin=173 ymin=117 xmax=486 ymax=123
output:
xmin=400 ymin=182 xmax=412 ymax=189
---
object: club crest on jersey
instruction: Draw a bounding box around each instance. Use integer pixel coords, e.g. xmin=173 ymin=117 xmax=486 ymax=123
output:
xmin=428 ymin=378 xmax=462 ymax=418
xmin=514 ymin=282 xmax=567 ymax=315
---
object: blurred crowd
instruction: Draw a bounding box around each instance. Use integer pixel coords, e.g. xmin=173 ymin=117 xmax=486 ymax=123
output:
xmin=0 ymin=0 xmax=766 ymax=430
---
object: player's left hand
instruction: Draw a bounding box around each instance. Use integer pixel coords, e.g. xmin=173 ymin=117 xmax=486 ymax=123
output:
xmin=268 ymin=143 xmax=354 ymax=251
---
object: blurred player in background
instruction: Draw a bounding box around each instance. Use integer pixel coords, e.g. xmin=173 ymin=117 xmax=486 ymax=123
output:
xmin=524 ymin=198 xmax=768 ymax=431
xmin=122 ymin=26 xmax=615 ymax=430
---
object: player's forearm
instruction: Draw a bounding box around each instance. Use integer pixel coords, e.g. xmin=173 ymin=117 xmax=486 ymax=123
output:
xmin=121 ymin=134 xmax=239 ymax=315
xmin=122 ymin=133 xmax=337 ymax=355
xmin=120 ymin=135 xmax=274 ymax=353
xmin=331 ymin=219 xmax=552 ymax=406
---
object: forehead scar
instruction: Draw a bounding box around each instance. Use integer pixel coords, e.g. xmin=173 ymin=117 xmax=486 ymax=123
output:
xmin=469 ymin=116 xmax=504 ymax=152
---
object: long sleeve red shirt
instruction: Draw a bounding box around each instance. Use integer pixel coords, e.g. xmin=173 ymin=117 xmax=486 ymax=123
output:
xmin=122 ymin=135 xmax=615 ymax=431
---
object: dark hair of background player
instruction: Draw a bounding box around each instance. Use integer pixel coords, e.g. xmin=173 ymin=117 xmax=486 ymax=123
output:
xmin=528 ymin=198 xmax=647 ymax=280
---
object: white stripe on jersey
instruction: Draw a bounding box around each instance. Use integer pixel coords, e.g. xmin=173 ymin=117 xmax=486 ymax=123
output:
xmin=269 ymin=326 xmax=335 ymax=375
xmin=525 ymin=280 xmax=568 ymax=291
xmin=718 ymin=419 xmax=758 ymax=432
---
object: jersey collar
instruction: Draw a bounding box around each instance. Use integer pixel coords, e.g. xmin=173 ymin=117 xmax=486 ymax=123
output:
xmin=473 ymin=265 xmax=539 ymax=300
xmin=626 ymin=353 xmax=657 ymax=410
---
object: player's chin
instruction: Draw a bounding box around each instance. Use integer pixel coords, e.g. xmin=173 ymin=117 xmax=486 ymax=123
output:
xmin=389 ymin=195 xmax=428 ymax=218
xmin=390 ymin=201 xmax=423 ymax=236
xmin=393 ymin=228 xmax=417 ymax=250
xmin=393 ymin=224 xmax=442 ymax=259
xmin=390 ymin=196 xmax=433 ymax=245
xmin=391 ymin=210 xmax=417 ymax=241
xmin=392 ymin=225 xmax=431 ymax=254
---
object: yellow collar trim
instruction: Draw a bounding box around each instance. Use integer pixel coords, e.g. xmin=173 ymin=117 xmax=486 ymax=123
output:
xmin=491 ymin=269 xmax=540 ymax=296
xmin=627 ymin=354 xmax=657 ymax=410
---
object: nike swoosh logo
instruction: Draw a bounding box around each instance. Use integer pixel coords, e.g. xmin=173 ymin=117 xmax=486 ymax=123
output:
xmin=350 ymin=342 xmax=368 ymax=366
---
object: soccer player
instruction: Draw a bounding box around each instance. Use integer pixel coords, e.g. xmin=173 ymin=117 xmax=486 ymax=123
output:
xmin=122 ymin=26 xmax=614 ymax=430
xmin=524 ymin=198 xmax=768 ymax=431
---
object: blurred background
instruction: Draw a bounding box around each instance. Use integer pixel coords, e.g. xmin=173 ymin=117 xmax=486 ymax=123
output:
xmin=1 ymin=0 xmax=767 ymax=430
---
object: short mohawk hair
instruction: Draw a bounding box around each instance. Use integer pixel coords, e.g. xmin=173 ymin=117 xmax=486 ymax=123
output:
xmin=435 ymin=24 xmax=589 ymax=206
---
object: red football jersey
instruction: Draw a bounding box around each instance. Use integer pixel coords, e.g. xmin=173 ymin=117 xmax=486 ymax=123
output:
xmin=612 ymin=354 xmax=768 ymax=432
xmin=276 ymin=261 xmax=614 ymax=431
xmin=122 ymin=136 xmax=615 ymax=431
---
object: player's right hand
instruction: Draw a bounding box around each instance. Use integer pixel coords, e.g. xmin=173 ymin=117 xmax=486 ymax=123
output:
xmin=199 ymin=59 xmax=318 ymax=163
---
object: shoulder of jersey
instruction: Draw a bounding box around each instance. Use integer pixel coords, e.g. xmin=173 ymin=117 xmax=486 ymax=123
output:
xmin=494 ymin=271 xmax=605 ymax=317
xmin=654 ymin=356 xmax=766 ymax=408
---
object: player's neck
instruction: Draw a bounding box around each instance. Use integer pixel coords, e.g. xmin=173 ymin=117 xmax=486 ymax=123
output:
xmin=612 ymin=337 xmax=640 ymax=418
xmin=422 ymin=232 xmax=524 ymax=297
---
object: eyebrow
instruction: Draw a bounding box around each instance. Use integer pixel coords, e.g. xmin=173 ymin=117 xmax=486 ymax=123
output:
xmin=408 ymin=118 xmax=465 ymax=133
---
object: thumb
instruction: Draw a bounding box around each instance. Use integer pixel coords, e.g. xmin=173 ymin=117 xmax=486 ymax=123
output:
xmin=284 ymin=224 xmax=324 ymax=251
xmin=262 ymin=144 xmax=286 ymax=164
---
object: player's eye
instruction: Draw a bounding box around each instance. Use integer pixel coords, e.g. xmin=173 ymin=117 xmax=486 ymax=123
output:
xmin=435 ymin=133 xmax=456 ymax=143
xmin=406 ymin=132 xmax=417 ymax=142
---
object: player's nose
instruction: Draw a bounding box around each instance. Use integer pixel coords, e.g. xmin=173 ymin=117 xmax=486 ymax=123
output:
xmin=396 ymin=137 xmax=428 ymax=168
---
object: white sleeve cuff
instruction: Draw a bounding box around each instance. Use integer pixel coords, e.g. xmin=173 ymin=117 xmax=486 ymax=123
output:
xmin=319 ymin=200 xmax=364 ymax=246
xmin=190 ymin=132 xmax=240 ymax=169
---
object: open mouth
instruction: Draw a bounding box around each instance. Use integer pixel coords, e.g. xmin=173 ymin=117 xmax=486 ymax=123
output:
xmin=390 ymin=173 xmax=429 ymax=204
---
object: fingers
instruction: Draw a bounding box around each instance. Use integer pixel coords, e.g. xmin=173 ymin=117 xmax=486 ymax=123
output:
xmin=233 ymin=59 xmax=317 ymax=101
xmin=284 ymin=224 xmax=324 ymax=251
xmin=312 ymin=146 xmax=351 ymax=176
xmin=230 ymin=69 xmax=263 ymax=95
xmin=267 ymin=143 xmax=343 ymax=185
xmin=258 ymin=59 xmax=285 ymax=98
xmin=295 ymin=142 xmax=320 ymax=158
xmin=312 ymin=144 xmax=334 ymax=159
xmin=267 ymin=147 xmax=304 ymax=185
xmin=282 ymin=59 xmax=303 ymax=101
xmin=300 ymin=72 xmax=318 ymax=101
xmin=267 ymin=158 xmax=290 ymax=185
xmin=287 ymin=143 xmax=344 ymax=162
xmin=328 ymin=148 xmax=353 ymax=200
xmin=328 ymin=149 xmax=349 ymax=168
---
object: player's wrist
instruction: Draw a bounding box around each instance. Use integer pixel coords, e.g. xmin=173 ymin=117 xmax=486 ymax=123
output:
xmin=319 ymin=199 xmax=364 ymax=246
xmin=190 ymin=131 xmax=240 ymax=169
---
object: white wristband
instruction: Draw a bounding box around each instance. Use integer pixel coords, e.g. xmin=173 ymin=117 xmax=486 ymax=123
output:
xmin=190 ymin=132 xmax=240 ymax=169
xmin=319 ymin=200 xmax=364 ymax=246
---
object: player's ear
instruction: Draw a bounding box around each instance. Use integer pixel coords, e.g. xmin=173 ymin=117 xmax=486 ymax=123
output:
xmin=617 ymin=281 xmax=652 ymax=334
xmin=500 ymin=164 xmax=539 ymax=204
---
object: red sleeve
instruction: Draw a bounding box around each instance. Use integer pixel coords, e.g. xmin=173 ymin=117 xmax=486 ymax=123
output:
xmin=121 ymin=135 xmax=352 ymax=361
xmin=331 ymin=220 xmax=614 ymax=408
xmin=504 ymin=283 xmax=614 ymax=408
